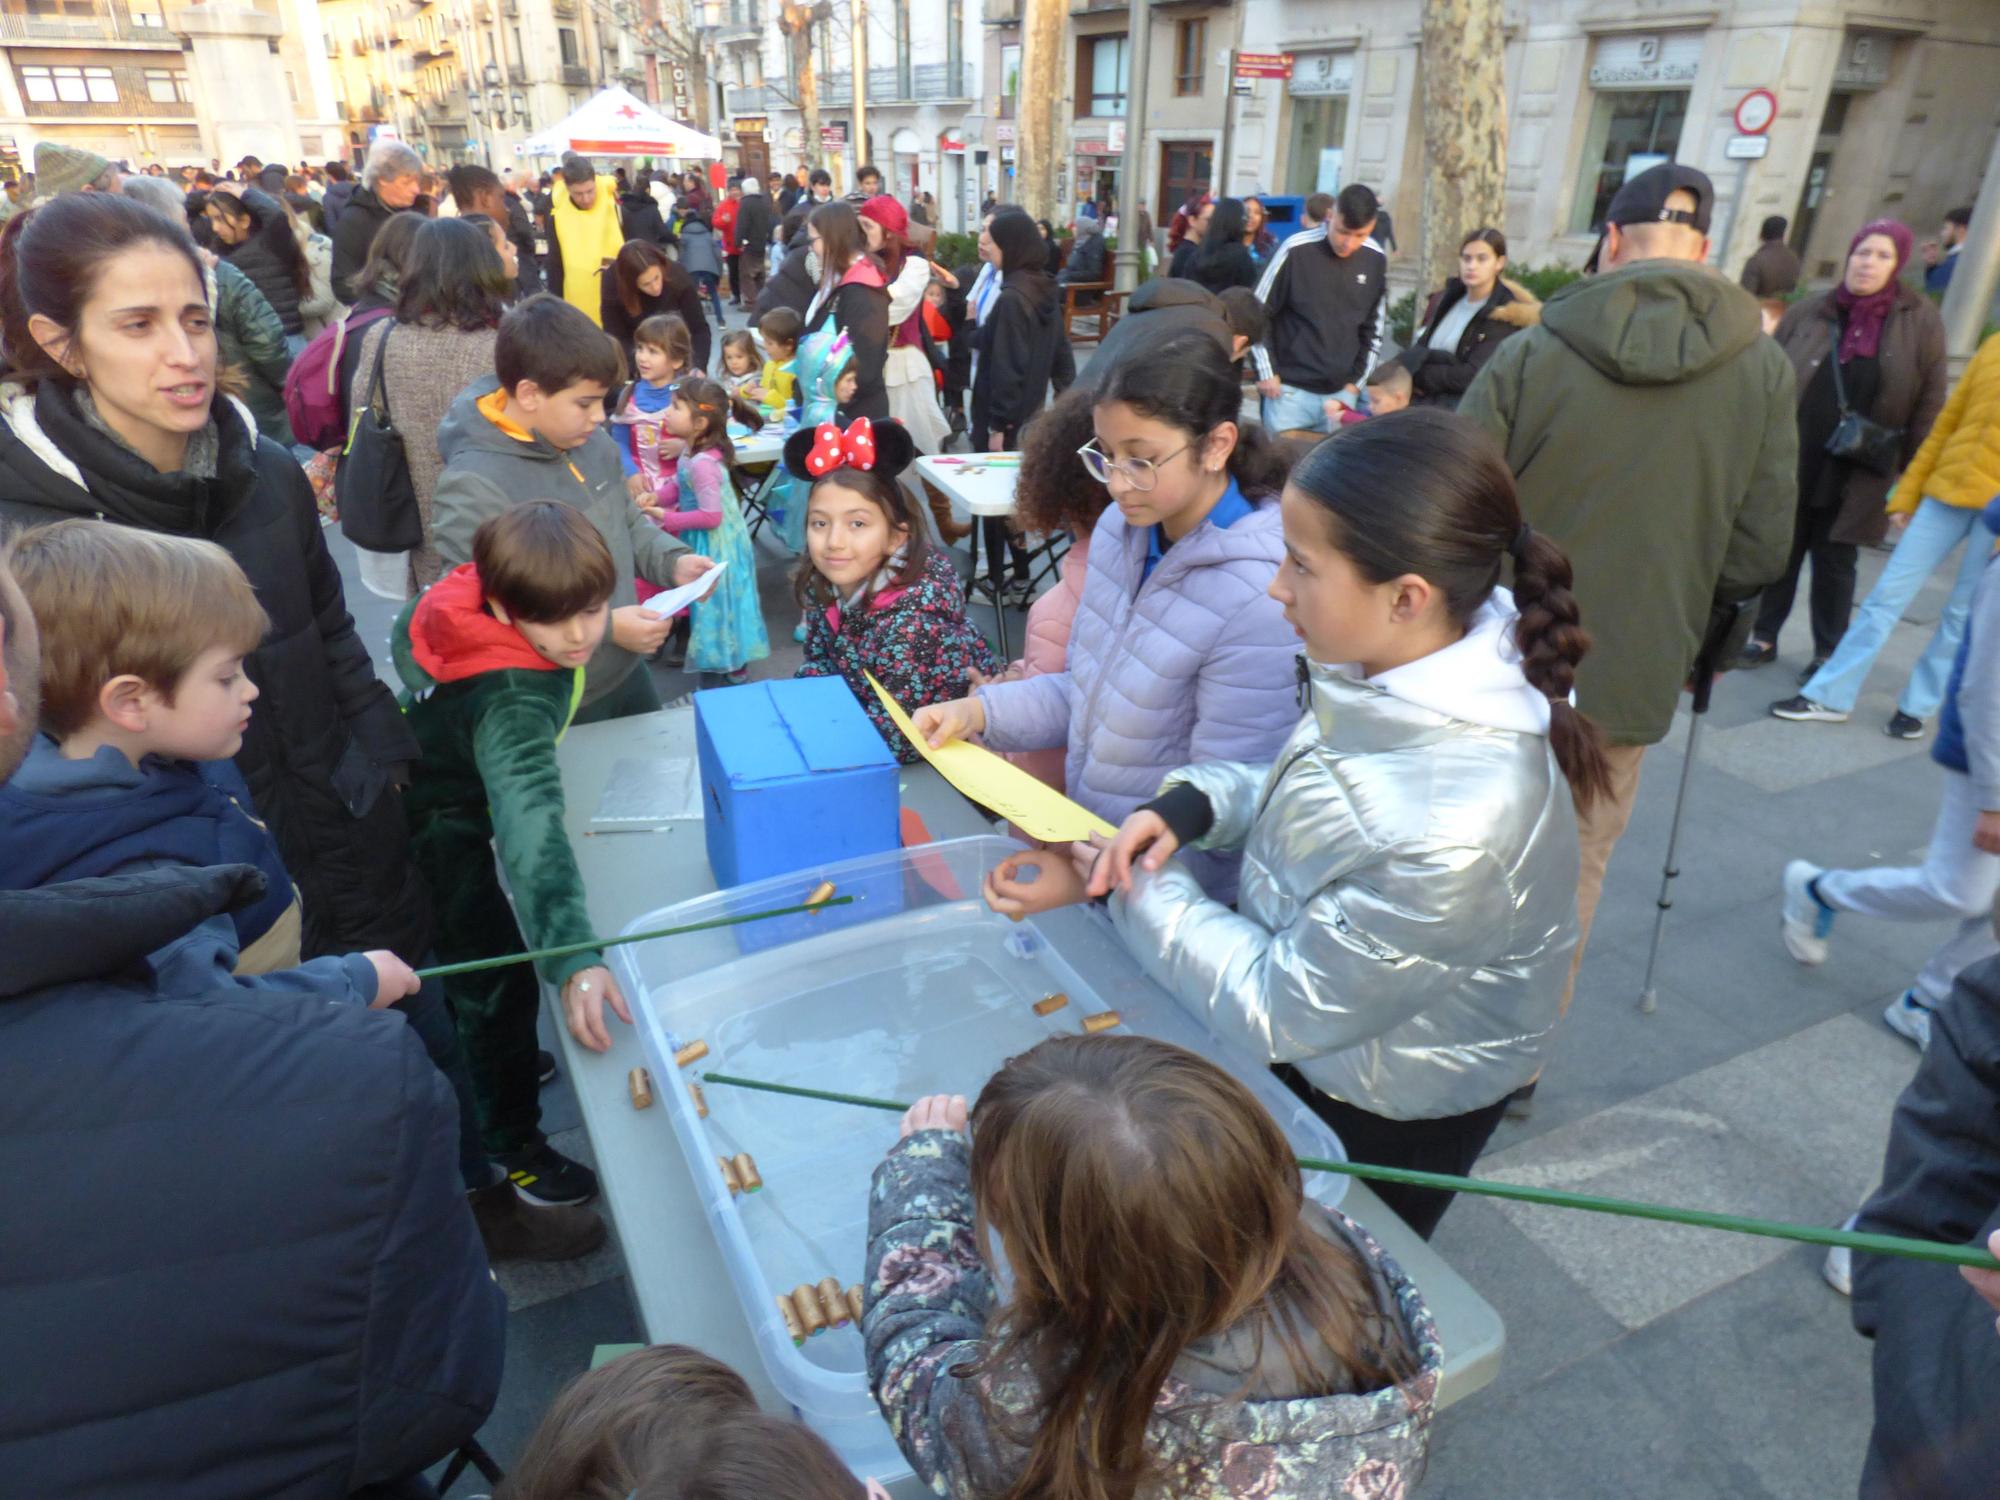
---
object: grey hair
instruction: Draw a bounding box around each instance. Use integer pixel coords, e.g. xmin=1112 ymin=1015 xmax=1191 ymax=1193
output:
xmin=362 ymin=140 xmax=424 ymax=190
xmin=121 ymin=174 xmax=185 ymax=219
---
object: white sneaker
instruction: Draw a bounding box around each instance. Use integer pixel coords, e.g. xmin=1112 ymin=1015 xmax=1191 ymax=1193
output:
xmin=1823 ymin=1212 xmax=1859 ymax=1296
xmin=1883 ymin=991 xmax=1934 ymax=1050
xmin=1781 ymin=859 xmax=1834 ymax=965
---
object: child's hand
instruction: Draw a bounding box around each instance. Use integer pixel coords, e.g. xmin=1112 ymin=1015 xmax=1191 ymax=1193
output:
xmin=1323 ymin=398 xmax=1343 ymax=423
xmin=898 ymin=1093 xmax=968 ymax=1140
xmin=626 ymin=473 xmax=650 ymax=501
xmin=611 ymin=605 xmax=674 ymax=655
xmin=744 ymin=381 xmax=763 ymax=401
xmin=1088 ymin=810 xmax=1180 ymax=898
xmin=364 ymin=950 xmax=421 ymax=1009
xmin=1975 ymin=810 xmax=2000 ymax=856
xmin=562 ymin=965 xmax=632 ymax=1052
xmin=983 ymin=851 xmax=1088 ymax=919
xmin=672 ymin=554 xmax=718 ymax=588
xmin=911 ymin=695 xmax=986 ymax=749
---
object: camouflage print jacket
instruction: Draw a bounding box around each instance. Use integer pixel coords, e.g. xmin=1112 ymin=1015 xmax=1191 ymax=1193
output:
xmin=862 ymin=1131 xmax=1442 ymax=1499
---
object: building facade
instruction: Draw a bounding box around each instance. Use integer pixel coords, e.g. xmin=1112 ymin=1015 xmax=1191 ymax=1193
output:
xmin=0 ymin=0 xmax=342 ymax=174
xmin=707 ymin=0 xmax=985 ymax=230
xmin=1232 ymin=0 xmax=2000 ymax=283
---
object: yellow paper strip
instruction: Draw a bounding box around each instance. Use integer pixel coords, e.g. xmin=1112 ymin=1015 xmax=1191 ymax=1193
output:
xmin=867 ymin=674 xmax=1118 ymax=843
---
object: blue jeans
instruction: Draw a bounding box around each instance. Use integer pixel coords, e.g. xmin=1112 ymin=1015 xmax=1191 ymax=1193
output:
xmin=1260 ymin=382 xmax=1339 ymax=435
xmin=1803 ymin=498 xmax=1989 ymax=716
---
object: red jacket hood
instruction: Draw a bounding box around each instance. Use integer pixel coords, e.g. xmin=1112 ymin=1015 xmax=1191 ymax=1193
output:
xmin=408 ymin=564 xmax=563 ymax=684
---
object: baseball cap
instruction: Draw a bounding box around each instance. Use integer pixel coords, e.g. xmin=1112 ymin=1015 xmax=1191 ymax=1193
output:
xmin=1604 ymin=162 xmax=1714 ymax=233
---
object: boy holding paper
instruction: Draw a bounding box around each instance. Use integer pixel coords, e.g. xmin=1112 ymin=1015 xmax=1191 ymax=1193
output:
xmin=432 ymin=294 xmax=714 ymax=726
xmin=395 ymin=501 xmax=630 ymax=1209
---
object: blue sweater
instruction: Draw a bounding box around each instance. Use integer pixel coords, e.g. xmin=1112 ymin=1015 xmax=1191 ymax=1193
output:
xmin=0 ymin=737 xmax=374 ymax=1004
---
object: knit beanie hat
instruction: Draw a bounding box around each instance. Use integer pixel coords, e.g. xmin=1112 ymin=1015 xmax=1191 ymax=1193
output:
xmin=857 ymin=194 xmax=907 ymax=239
xmin=35 ymin=141 xmax=112 ymax=198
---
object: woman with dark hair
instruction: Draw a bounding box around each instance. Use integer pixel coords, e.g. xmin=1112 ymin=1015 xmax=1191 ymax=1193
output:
xmin=347 ymin=216 xmax=511 ymax=595
xmin=802 ymin=199 xmax=891 ymax=422
xmin=987 ymin=407 xmax=1603 ymax=1238
xmin=1190 ymin=197 xmax=1259 ymax=294
xmin=1760 ymin=220 xmax=1951 ymax=730
xmin=1402 ymin=227 xmax=1536 ymax=411
xmin=753 ymin=204 xmax=818 ymax=321
xmin=601 ymin=238 xmax=710 ymax=373
xmin=205 ymin=186 xmax=312 ymax=346
xmin=1243 ymin=195 xmax=1276 ymax=263
xmin=0 ymin=193 xmax=430 ymax=963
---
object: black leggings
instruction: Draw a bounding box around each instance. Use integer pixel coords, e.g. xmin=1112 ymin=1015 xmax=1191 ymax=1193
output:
xmin=1754 ymin=501 xmax=1858 ymax=661
xmin=1275 ymin=1066 xmax=1511 ymax=1239
xmin=972 ymin=420 xmax=1031 ymax=586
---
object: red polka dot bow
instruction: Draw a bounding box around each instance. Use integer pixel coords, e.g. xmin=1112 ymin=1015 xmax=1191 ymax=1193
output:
xmin=803 ymin=417 xmax=878 ymax=475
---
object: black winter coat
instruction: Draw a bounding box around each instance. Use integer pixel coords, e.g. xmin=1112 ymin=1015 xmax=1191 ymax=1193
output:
xmin=0 ymin=863 xmax=504 ymax=1497
xmin=226 ymin=233 xmax=306 ymax=337
xmin=330 ymin=186 xmax=397 ymax=303
xmin=971 ymin=270 xmax=1065 ymax=442
xmin=505 ymin=190 xmax=545 ymax=299
xmin=1852 ymin=954 xmax=2000 ymax=1498
xmin=0 ymin=381 xmax=431 ymax=960
xmin=734 ymin=190 xmax=776 ymax=257
xmin=1407 ymin=277 xmax=1535 ymax=411
xmin=755 ymin=240 xmax=817 ymax=322
xmin=1191 ymin=240 xmax=1260 ymax=294
xmin=601 ymin=264 xmax=712 ymax=375
xmin=618 ymin=189 xmax=669 ymax=245
xmin=321 ymin=177 xmax=357 ymax=233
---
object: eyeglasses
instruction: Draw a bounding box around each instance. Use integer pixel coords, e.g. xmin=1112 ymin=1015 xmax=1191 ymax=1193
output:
xmin=1076 ymin=439 xmax=1197 ymax=491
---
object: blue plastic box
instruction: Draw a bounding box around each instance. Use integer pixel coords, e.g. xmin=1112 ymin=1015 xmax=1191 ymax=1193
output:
xmin=693 ymin=677 xmax=901 ymax=890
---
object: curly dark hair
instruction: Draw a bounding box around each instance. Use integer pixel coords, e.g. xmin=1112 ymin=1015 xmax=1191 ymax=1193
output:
xmin=1011 ymin=385 xmax=1110 ymax=539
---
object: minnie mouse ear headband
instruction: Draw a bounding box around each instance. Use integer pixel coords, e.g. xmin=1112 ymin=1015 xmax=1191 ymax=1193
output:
xmin=783 ymin=416 xmax=917 ymax=482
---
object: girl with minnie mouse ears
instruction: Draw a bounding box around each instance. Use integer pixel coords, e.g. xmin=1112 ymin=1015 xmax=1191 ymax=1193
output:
xmin=784 ymin=415 xmax=998 ymax=762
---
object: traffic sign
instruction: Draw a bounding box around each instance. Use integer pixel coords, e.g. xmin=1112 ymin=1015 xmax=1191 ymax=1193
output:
xmin=1725 ymin=134 xmax=1770 ymax=160
xmin=1733 ymin=88 xmax=1777 ymax=135
xmin=1236 ymin=52 xmax=1294 ymax=80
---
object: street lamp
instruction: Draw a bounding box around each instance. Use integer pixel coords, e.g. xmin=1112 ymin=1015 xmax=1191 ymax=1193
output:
xmin=489 ymin=87 xmax=507 ymax=124
xmin=483 ymin=62 xmax=501 ymax=88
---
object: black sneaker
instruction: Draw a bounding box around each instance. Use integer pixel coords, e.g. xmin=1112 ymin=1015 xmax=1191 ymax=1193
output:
xmin=1730 ymin=639 xmax=1776 ymax=670
xmin=1798 ymin=657 xmax=1826 ymax=687
xmin=537 ymin=1049 xmax=558 ymax=1087
xmin=497 ymin=1141 xmax=599 ymax=1207
xmin=1885 ymin=711 xmax=1925 ymax=740
xmin=1771 ymin=694 xmax=1848 ymax=723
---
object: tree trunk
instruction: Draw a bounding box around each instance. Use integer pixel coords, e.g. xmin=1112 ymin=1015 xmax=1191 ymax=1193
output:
xmin=1014 ymin=0 xmax=1064 ymax=223
xmin=1418 ymin=0 xmax=1508 ymax=304
xmin=783 ymin=1 xmax=822 ymax=167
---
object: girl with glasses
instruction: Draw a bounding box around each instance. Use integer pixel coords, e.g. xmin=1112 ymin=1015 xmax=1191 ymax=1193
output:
xmin=911 ymin=330 xmax=1300 ymax=901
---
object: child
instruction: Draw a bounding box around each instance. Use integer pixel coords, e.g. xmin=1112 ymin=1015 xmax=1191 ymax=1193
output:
xmin=1325 ymin=361 xmax=1412 ymax=427
xmin=610 ymin=311 xmax=693 ymax=501
xmin=718 ymin=327 xmax=761 ymax=401
xmin=774 ymin=327 xmax=859 ymax=640
xmin=864 ymin=1035 xmax=1437 ymax=1496
xmin=753 ymin=305 xmax=803 ymax=422
xmin=397 ymin=501 xmax=626 ymax=1215
xmin=985 ymin=408 xmax=1604 ymax=1238
xmin=0 ymin=520 xmax=415 ymax=1009
xmin=655 ymin=376 xmax=772 ymax=684
xmin=912 ymin=330 xmax=1301 ymax=902
xmin=499 ymin=1343 xmax=890 ymax=1499
xmin=433 ymin=293 xmax=712 ymax=724
xmin=788 ymin=415 xmax=997 ymax=761
xmin=1781 ymin=496 xmax=2000 ymax=1053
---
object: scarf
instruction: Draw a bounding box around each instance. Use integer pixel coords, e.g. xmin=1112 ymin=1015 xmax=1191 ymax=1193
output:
xmin=838 ymin=540 xmax=910 ymax=613
xmin=1830 ymin=218 xmax=1913 ymax=363
xmin=76 ymin=387 xmax=220 ymax=478
xmin=32 ymin=381 xmax=250 ymax=538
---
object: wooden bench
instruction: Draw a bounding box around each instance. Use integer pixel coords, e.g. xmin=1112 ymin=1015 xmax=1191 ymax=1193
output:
xmin=1062 ymin=282 xmax=1126 ymax=344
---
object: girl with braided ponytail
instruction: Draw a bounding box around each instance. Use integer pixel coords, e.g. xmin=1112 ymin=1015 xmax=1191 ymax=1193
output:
xmin=985 ymin=407 xmax=1603 ymax=1236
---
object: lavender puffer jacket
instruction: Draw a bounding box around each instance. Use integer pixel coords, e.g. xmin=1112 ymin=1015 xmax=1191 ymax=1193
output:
xmin=974 ymin=488 xmax=1300 ymax=900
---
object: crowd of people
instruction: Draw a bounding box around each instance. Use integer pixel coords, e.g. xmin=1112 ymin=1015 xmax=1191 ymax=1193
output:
xmin=0 ymin=125 xmax=1996 ymax=1499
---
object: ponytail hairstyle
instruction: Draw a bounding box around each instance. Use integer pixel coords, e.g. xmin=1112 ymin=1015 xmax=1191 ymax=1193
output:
xmin=669 ymin=374 xmax=761 ymax=469
xmin=1093 ymin=329 xmax=1291 ymax=500
xmin=0 ymin=193 xmax=209 ymax=389
xmin=1288 ymin=408 xmax=1611 ymax=807
xmin=965 ymin=1035 xmax=1423 ymax=1500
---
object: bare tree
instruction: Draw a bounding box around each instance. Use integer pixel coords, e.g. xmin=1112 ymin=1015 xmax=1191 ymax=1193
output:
xmin=1013 ymin=0 xmax=1063 ymax=223
xmin=1418 ymin=0 xmax=1508 ymax=300
xmin=779 ymin=0 xmax=825 ymax=167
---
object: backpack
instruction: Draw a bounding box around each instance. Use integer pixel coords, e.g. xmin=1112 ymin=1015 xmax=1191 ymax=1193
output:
xmin=284 ymin=305 xmax=393 ymax=449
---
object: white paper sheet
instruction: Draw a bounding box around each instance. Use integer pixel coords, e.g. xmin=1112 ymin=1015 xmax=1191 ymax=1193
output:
xmin=640 ymin=561 xmax=728 ymax=618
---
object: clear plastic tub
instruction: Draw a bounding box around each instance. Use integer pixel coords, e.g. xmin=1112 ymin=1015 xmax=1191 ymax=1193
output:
xmin=611 ymin=835 xmax=1349 ymax=1480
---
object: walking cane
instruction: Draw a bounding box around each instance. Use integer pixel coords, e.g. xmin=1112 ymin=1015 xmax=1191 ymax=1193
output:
xmin=1638 ymin=597 xmax=1758 ymax=1014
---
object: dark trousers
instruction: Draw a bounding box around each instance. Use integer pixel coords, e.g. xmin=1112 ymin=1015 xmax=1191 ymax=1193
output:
xmin=392 ymin=976 xmax=491 ymax=1191
xmin=738 ymin=247 xmax=768 ymax=307
xmin=725 ymin=251 xmax=741 ymax=303
xmin=1754 ymin=501 xmax=1858 ymax=660
xmin=693 ymin=271 xmax=726 ymax=322
xmin=1276 ymin=1066 xmax=1511 ymax=1239
xmin=971 ymin=419 xmax=1031 ymax=586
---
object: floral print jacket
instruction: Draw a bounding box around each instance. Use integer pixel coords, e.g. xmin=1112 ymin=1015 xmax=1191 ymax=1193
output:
xmin=862 ymin=1131 xmax=1442 ymax=1499
xmin=798 ymin=549 xmax=998 ymax=763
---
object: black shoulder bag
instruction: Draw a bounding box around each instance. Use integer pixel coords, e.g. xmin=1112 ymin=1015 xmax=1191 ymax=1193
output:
xmin=1823 ymin=317 xmax=1904 ymax=477
xmin=335 ymin=324 xmax=424 ymax=552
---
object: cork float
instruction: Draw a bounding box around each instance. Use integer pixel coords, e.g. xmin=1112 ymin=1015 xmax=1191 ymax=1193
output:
xmin=791 ymin=1284 xmax=828 ymax=1337
xmin=806 ymin=880 xmax=837 ymax=910
xmin=1082 ymin=1011 xmax=1122 ymax=1034
xmin=777 ymin=1293 xmax=806 ymax=1345
xmin=628 ymin=1067 xmax=653 ymax=1109
xmin=689 ymin=1081 xmax=708 ymax=1118
xmin=845 ymin=1284 xmax=865 ymax=1325
xmin=675 ymin=1039 xmax=709 ymax=1068
xmin=816 ymin=1276 xmax=849 ymax=1327
xmin=719 ymin=1155 xmax=744 ymax=1195
xmin=731 ymin=1153 xmax=763 ymax=1193
xmin=1033 ymin=992 xmax=1069 ymax=1017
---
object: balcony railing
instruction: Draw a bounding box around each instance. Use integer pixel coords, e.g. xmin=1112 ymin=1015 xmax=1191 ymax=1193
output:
xmin=810 ymin=61 xmax=968 ymax=106
xmin=0 ymin=10 xmax=180 ymax=44
xmin=724 ymin=83 xmax=769 ymax=112
xmin=559 ymin=62 xmax=591 ymax=85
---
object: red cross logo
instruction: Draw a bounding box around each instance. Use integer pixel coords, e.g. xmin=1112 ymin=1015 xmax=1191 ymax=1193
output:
xmin=614 ymin=104 xmax=642 ymax=119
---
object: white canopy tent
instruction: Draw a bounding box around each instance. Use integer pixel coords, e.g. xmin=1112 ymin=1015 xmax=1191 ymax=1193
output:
xmin=520 ymin=86 xmax=722 ymax=161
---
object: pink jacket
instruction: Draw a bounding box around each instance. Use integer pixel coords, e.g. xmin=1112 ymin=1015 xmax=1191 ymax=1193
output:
xmin=1002 ymin=530 xmax=1091 ymax=794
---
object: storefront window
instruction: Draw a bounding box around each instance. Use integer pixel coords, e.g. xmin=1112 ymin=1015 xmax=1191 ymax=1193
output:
xmin=1286 ymin=96 xmax=1347 ymax=196
xmin=1571 ymin=88 xmax=1688 ymax=233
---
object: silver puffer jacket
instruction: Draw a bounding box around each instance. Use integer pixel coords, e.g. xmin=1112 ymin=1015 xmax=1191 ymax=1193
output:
xmin=1111 ymin=622 xmax=1580 ymax=1121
